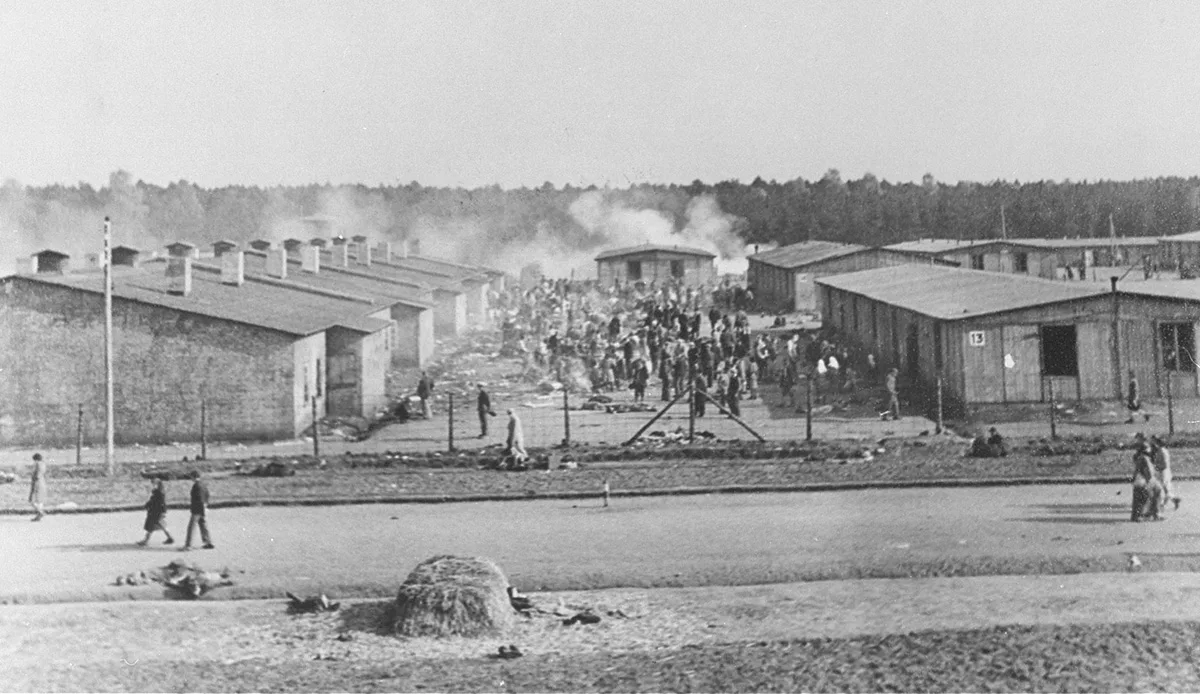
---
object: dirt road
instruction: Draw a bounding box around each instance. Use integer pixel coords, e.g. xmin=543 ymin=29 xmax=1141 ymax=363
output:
xmin=2 ymin=482 xmax=1194 ymax=602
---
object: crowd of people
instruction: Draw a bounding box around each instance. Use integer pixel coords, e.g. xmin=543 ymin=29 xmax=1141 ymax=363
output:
xmin=494 ymin=276 xmax=891 ymax=421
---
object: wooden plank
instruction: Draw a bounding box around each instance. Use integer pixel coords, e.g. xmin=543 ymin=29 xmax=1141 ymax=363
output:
xmin=1076 ymin=322 xmax=1115 ymax=399
xmin=1002 ymin=324 xmax=1042 ymax=402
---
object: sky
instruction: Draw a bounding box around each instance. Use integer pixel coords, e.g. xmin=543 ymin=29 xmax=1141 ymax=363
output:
xmin=3 ymin=0 xmax=1200 ymax=189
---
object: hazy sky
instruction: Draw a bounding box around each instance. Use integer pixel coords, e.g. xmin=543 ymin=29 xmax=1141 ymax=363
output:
xmin=3 ymin=1 xmax=1199 ymax=188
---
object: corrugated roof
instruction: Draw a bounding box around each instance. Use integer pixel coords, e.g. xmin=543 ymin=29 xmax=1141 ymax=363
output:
xmin=594 ymin=244 xmax=717 ymax=261
xmin=747 ymin=241 xmax=868 ymax=269
xmin=884 ymin=239 xmax=996 ymax=255
xmin=1009 ymin=237 xmax=1159 ymax=249
xmin=1118 ymin=280 xmax=1200 ymax=304
xmin=387 ymin=255 xmax=488 ymax=283
xmin=402 ymin=254 xmax=500 ymax=280
xmin=12 ymin=265 xmax=391 ymax=337
xmin=816 ymin=264 xmax=1108 ymax=320
xmin=240 ymin=251 xmax=435 ymax=310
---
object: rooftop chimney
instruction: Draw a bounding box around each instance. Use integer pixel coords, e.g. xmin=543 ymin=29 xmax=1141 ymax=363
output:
xmin=112 ymin=246 xmax=141 ymax=267
xmin=374 ymin=241 xmax=393 ymax=262
xmin=356 ymin=243 xmax=373 ymax=268
xmin=331 ymin=236 xmax=348 ymax=247
xmin=166 ymin=241 xmax=199 ymax=259
xmin=248 ymin=239 xmax=273 ymax=252
xmin=309 ymin=238 xmax=329 ymax=249
xmin=351 ymin=234 xmax=368 ymax=245
xmin=302 ymin=246 xmax=320 ymax=274
xmin=331 ymin=243 xmax=350 ymax=268
xmin=282 ymin=239 xmax=304 ymax=257
xmin=166 ymin=256 xmax=193 ymax=296
xmin=221 ymin=250 xmax=245 ymax=286
xmin=212 ymin=240 xmax=238 ymax=258
xmin=265 ymin=248 xmax=288 ymax=279
xmin=31 ymin=250 xmax=71 ymax=274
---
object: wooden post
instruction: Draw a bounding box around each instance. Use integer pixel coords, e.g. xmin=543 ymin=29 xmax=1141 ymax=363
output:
xmin=76 ymin=403 xmax=84 ymax=466
xmin=936 ymin=376 xmax=944 ymax=435
xmin=200 ymin=400 xmax=207 ymax=461
xmin=311 ymin=395 xmax=320 ymax=458
xmin=562 ymin=388 xmax=571 ymax=446
xmin=1166 ymin=369 xmax=1175 ymax=435
xmin=448 ymin=391 xmax=455 ymax=452
xmin=603 ymin=479 xmax=610 ymax=508
xmin=688 ymin=360 xmax=696 ymax=443
xmin=103 ymin=217 xmax=115 ymax=476
xmin=805 ymin=372 xmax=813 ymax=442
xmin=1048 ymin=378 xmax=1058 ymax=440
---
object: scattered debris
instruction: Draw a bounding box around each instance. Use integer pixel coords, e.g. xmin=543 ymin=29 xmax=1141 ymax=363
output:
xmin=0 ymin=471 xmax=15 ymax=484
xmin=286 ymin=592 xmax=340 ymax=613
xmin=496 ymin=645 xmax=524 ymax=659
xmin=562 ymin=611 xmax=602 ymax=626
xmin=508 ymin=586 xmax=534 ymax=612
xmin=245 ymin=460 xmax=297 ymax=478
xmin=160 ymin=560 xmax=234 ymax=599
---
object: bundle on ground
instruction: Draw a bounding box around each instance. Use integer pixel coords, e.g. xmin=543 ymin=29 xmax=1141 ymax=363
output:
xmin=393 ymin=555 xmax=515 ymax=637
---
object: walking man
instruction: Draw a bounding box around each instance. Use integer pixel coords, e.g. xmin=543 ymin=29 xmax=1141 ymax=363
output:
xmin=182 ymin=470 xmax=215 ymax=551
xmin=886 ymin=368 xmax=901 ymax=421
xmin=505 ymin=409 xmax=528 ymax=463
xmin=28 ymin=452 xmax=47 ymax=521
xmin=417 ymin=371 xmax=435 ymax=419
xmin=477 ymin=383 xmax=496 ymax=438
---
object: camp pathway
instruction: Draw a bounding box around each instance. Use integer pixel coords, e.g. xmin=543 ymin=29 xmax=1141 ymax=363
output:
xmin=1 ymin=482 xmax=1197 ymax=602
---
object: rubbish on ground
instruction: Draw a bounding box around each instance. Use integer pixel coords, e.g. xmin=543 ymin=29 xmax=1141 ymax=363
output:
xmin=286 ymin=592 xmax=340 ymax=613
xmin=245 ymin=460 xmax=297 ymax=478
xmin=562 ymin=611 xmax=602 ymax=626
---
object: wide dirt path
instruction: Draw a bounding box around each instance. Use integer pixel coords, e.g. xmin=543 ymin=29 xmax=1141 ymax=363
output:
xmin=2 ymin=482 xmax=1196 ymax=602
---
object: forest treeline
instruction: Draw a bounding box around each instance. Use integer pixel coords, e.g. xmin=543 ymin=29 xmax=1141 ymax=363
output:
xmin=5 ymin=170 xmax=1200 ymax=264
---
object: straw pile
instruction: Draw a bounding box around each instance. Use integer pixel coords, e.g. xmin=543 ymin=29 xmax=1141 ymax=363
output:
xmin=393 ymin=555 xmax=515 ymax=638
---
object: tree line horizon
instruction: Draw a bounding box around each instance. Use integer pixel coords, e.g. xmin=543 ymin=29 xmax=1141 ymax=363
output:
xmin=5 ymin=169 xmax=1200 ymax=266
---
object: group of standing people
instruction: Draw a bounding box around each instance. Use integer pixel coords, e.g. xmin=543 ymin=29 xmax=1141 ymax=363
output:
xmin=1131 ymin=434 xmax=1182 ymax=522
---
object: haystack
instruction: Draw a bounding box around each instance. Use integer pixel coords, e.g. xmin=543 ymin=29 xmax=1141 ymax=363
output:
xmin=393 ymin=555 xmax=515 ymax=638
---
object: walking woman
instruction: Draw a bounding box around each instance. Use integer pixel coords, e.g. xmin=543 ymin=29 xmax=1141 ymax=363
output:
xmin=136 ymin=479 xmax=175 ymax=546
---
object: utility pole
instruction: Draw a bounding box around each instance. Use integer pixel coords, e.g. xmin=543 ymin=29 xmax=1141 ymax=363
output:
xmin=1000 ymin=205 xmax=1007 ymax=240
xmin=103 ymin=217 xmax=115 ymax=476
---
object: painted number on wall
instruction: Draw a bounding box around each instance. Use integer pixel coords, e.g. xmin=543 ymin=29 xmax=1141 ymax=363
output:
xmin=969 ymin=331 xmax=986 ymax=347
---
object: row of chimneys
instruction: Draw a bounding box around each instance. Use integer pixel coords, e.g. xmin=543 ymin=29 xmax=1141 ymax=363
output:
xmin=28 ymin=237 xmax=421 ymax=298
xmin=166 ymin=238 xmax=404 ymax=296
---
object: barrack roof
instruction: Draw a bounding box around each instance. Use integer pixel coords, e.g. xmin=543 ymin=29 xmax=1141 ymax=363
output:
xmin=11 ymin=265 xmax=391 ymax=337
xmin=815 ymin=264 xmax=1107 ymax=320
xmin=594 ymin=243 xmax=717 ymax=261
xmin=747 ymin=241 xmax=868 ymax=269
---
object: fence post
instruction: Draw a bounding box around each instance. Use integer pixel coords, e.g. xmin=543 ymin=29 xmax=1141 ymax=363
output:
xmin=805 ymin=372 xmax=813 ymax=442
xmin=200 ymin=399 xmax=208 ymax=460
xmin=311 ymin=395 xmax=320 ymax=458
xmin=688 ymin=360 xmax=696 ymax=442
xmin=936 ymin=377 xmax=944 ymax=435
xmin=1048 ymin=379 xmax=1057 ymax=440
xmin=603 ymin=479 xmax=610 ymax=508
xmin=76 ymin=403 xmax=84 ymax=466
xmin=562 ymin=388 xmax=571 ymax=446
xmin=1166 ymin=370 xmax=1175 ymax=435
xmin=448 ymin=391 xmax=455 ymax=452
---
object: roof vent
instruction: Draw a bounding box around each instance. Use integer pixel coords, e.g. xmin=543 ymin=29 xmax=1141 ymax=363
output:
xmin=112 ymin=246 xmax=141 ymax=267
xmin=31 ymin=250 xmax=70 ymax=274
xmin=166 ymin=241 xmax=198 ymax=259
xmin=212 ymin=240 xmax=239 ymax=258
xmin=248 ymin=239 xmax=273 ymax=252
xmin=221 ymin=250 xmax=245 ymax=286
xmin=166 ymin=256 xmax=193 ymax=296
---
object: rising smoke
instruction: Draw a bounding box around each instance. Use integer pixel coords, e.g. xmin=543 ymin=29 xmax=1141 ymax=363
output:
xmin=2 ymin=175 xmax=756 ymax=279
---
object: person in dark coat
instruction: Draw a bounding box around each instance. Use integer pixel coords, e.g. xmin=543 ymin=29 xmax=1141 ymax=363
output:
xmin=28 ymin=452 xmax=47 ymax=521
xmin=182 ymin=471 xmax=215 ymax=551
xmin=726 ymin=368 xmax=742 ymax=417
xmin=417 ymin=371 xmax=435 ymax=418
xmin=477 ymin=383 xmax=496 ymax=438
xmin=692 ymin=373 xmax=708 ymax=417
xmin=630 ymin=357 xmax=649 ymax=402
xmin=137 ymin=479 xmax=175 ymax=546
